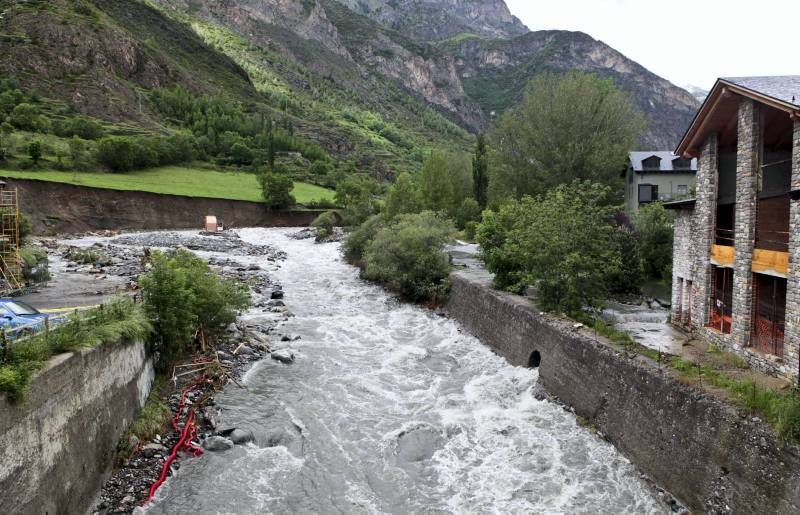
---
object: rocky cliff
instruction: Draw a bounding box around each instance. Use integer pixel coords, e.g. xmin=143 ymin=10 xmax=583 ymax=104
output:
xmin=334 ymin=0 xmax=529 ymax=40
xmin=450 ymin=30 xmax=700 ymax=148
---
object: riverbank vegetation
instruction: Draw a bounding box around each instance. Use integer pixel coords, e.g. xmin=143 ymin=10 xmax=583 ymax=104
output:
xmin=0 ymin=297 xmax=151 ymax=401
xmin=139 ymin=250 xmax=250 ymax=366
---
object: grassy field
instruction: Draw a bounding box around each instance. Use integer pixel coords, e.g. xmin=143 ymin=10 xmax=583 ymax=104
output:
xmin=0 ymin=166 xmax=335 ymax=204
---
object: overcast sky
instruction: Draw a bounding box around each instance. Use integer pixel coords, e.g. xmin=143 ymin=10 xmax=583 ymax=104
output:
xmin=505 ymin=0 xmax=797 ymax=91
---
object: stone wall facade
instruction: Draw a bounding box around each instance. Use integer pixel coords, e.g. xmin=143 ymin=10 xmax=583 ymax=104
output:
xmin=732 ymin=99 xmax=760 ymax=348
xmin=670 ymin=96 xmax=800 ymax=380
xmin=0 ymin=341 xmax=153 ymax=514
xmin=785 ymin=119 xmax=800 ymax=378
xmin=447 ymin=269 xmax=800 ymax=514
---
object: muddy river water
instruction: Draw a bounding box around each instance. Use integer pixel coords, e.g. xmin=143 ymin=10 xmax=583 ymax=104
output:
xmin=147 ymin=228 xmax=668 ymax=514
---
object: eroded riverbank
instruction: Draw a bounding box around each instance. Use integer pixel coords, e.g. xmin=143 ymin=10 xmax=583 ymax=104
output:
xmin=141 ymin=228 xmax=673 ymax=514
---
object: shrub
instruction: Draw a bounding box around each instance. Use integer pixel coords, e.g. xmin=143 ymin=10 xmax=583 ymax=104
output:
xmin=463 ymin=220 xmax=478 ymax=241
xmin=20 ymin=246 xmax=50 ymax=285
xmin=139 ymin=250 xmax=250 ymax=365
xmin=56 ymin=116 xmax=104 ymax=140
xmin=9 ymin=103 xmax=43 ymax=131
xmin=633 ymin=202 xmax=674 ymax=280
xmin=96 ymin=136 xmax=135 ymax=172
xmin=476 ymin=181 xmax=620 ymax=313
xmin=342 ymin=214 xmax=384 ymax=267
xmin=27 ymin=140 xmax=42 ymax=164
xmin=361 ymin=211 xmax=456 ymax=303
xmin=258 ymin=169 xmax=296 ymax=209
xmin=230 ymin=142 xmax=254 ymax=166
xmin=311 ymin=210 xmax=338 ymax=242
xmin=455 ymin=197 xmax=481 ymax=230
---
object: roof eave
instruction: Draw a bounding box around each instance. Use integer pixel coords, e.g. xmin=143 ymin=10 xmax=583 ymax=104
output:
xmin=676 ymin=78 xmax=800 ymax=158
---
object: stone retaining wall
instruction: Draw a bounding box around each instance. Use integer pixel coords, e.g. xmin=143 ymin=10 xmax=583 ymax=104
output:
xmin=446 ymin=268 xmax=800 ymax=513
xmin=4 ymin=178 xmax=322 ymax=235
xmin=0 ymin=341 xmax=153 ymax=515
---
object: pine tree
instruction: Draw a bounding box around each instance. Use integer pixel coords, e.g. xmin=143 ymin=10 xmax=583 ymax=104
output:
xmin=472 ymin=134 xmax=488 ymax=208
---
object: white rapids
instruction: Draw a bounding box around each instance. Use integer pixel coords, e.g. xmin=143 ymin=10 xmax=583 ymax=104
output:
xmin=146 ymin=228 xmax=668 ymax=514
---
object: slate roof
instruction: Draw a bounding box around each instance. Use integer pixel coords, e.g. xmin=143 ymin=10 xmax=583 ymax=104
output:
xmin=722 ymin=76 xmax=800 ymax=108
xmin=628 ymin=151 xmax=698 ymax=173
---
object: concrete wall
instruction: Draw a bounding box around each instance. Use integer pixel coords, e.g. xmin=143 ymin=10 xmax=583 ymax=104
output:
xmin=4 ymin=178 xmax=322 ymax=235
xmin=0 ymin=341 xmax=153 ymax=515
xmin=446 ymin=268 xmax=800 ymax=514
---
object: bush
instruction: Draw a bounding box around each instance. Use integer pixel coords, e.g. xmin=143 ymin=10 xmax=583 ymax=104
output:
xmin=311 ymin=210 xmax=338 ymax=242
xmin=96 ymin=136 xmax=135 ymax=172
xmin=55 ymin=116 xmax=104 ymax=140
xmin=455 ymin=197 xmax=481 ymax=230
xmin=9 ymin=103 xmax=44 ymax=131
xmin=476 ymin=181 xmax=620 ymax=313
xmin=20 ymin=246 xmax=50 ymax=285
xmin=463 ymin=220 xmax=478 ymax=241
xmin=633 ymin=202 xmax=674 ymax=280
xmin=360 ymin=211 xmax=456 ymax=303
xmin=139 ymin=250 xmax=250 ymax=365
xmin=258 ymin=169 xmax=296 ymax=209
xmin=342 ymin=214 xmax=384 ymax=267
xmin=27 ymin=140 xmax=42 ymax=164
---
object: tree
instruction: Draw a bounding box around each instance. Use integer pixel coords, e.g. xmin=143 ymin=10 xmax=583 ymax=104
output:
xmin=488 ymin=72 xmax=644 ymax=201
xmin=335 ymin=175 xmax=378 ymax=225
xmin=455 ymin=197 xmax=481 ymax=230
xmin=27 ymin=140 xmax=42 ymax=164
xmin=258 ymin=169 xmax=296 ymax=209
xmin=361 ymin=211 xmax=456 ymax=302
xmin=418 ymin=151 xmax=454 ymax=213
xmin=9 ymin=103 xmax=41 ymax=131
xmin=632 ymin=202 xmax=674 ymax=280
xmin=96 ymin=136 xmax=135 ymax=172
xmin=472 ymin=134 xmax=489 ymax=208
xmin=383 ymin=172 xmax=421 ymax=220
xmin=230 ymin=142 xmax=254 ymax=166
xmin=476 ymin=181 xmax=620 ymax=313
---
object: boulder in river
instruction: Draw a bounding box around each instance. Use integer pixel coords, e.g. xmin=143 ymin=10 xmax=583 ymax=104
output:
xmin=271 ymin=349 xmax=295 ymax=364
xmin=271 ymin=290 xmax=284 ymax=299
xmin=202 ymin=436 xmax=234 ymax=451
xmin=217 ymin=428 xmax=255 ymax=445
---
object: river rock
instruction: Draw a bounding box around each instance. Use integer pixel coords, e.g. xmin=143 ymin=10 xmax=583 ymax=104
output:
xmin=202 ymin=436 xmax=234 ymax=451
xmin=271 ymin=290 xmax=284 ymax=299
xmin=218 ymin=428 xmax=255 ymax=445
xmin=271 ymin=349 xmax=295 ymax=364
xmin=395 ymin=423 xmax=443 ymax=462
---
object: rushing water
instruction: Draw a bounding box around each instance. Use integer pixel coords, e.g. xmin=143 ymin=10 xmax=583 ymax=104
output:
xmin=147 ymin=228 xmax=667 ymax=514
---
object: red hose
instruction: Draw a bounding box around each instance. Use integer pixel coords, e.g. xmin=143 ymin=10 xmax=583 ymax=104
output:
xmin=144 ymin=379 xmax=205 ymax=504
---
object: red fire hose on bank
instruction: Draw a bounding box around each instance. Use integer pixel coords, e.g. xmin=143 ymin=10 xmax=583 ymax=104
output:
xmin=144 ymin=378 xmax=206 ymax=504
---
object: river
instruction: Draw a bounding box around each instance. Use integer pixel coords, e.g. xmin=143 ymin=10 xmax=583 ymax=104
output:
xmin=147 ymin=228 xmax=667 ymax=514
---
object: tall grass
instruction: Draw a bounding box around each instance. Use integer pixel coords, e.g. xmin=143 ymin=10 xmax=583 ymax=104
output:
xmin=0 ymin=297 xmax=151 ymax=402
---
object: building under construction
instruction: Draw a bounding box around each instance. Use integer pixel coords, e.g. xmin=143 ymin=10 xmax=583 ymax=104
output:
xmin=668 ymin=76 xmax=800 ymax=380
xmin=0 ymin=181 xmax=22 ymax=294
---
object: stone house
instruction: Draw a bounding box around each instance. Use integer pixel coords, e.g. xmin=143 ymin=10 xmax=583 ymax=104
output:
xmin=623 ymin=151 xmax=697 ymax=213
xmin=667 ymin=76 xmax=800 ymax=379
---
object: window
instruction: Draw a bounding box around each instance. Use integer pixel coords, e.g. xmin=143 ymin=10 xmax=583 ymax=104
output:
xmin=672 ymin=157 xmax=691 ymax=170
xmin=638 ymin=184 xmax=658 ymax=203
xmin=677 ymin=185 xmax=688 ymax=196
xmin=642 ymin=156 xmax=661 ymax=171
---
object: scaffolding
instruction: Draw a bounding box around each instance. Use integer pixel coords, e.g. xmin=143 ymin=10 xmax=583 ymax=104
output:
xmin=0 ymin=186 xmax=21 ymax=294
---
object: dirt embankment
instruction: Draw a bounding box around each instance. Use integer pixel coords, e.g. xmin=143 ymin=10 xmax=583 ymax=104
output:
xmin=5 ymin=178 xmax=321 ymax=235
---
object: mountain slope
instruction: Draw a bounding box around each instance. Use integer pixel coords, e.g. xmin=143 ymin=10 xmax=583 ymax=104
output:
xmin=333 ymin=0 xmax=529 ymax=40
xmin=448 ymin=30 xmax=700 ymax=148
xmin=0 ymin=0 xmax=258 ymax=128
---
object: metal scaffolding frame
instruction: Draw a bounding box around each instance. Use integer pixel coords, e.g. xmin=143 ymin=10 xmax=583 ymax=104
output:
xmin=0 ymin=187 xmax=22 ymax=294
